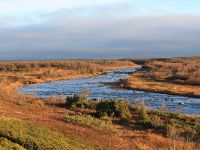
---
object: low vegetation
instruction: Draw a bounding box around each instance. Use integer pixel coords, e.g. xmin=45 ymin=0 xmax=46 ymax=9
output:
xmin=65 ymin=89 xmax=92 ymax=108
xmin=1 ymin=58 xmax=200 ymax=149
xmin=132 ymin=103 xmax=200 ymax=143
xmin=0 ymin=117 xmax=94 ymax=150
xmin=96 ymin=99 xmax=132 ymax=123
xmin=0 ymin=59 xmax=140 ymax=150
xmin=65 ymin=91 xmax=200 ymax=144
xmin=0 ymin=59 xmax=136 ymax=87
xmin=124 ymin=57 xmax=200 ymax=97
xmin=0 ymin=137 xmax=25 ymax=150
xmin=1 ymin=86 xmax=200 ymax=149
xmin=64 ymin=113 xmax=116 ymax=133
xmin=0 ymin=60 xmax=134 ymax=73
xmin=65 ymin=90 xmax=132 ymax=123
xmin=143 ymin=57 xmax=200 ymax=86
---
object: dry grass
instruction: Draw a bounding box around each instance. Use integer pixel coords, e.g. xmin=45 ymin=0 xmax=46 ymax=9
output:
xmin=0 ymin=59 xmax=138 ymax=149
xmin=143 ymin=57 xmax=200 ymax=86
xmin=0 ymin=59 xmax=199 ymax=149
xmin=0 ymin=88 xmax=132 ymax=149
xmin=1 ymin=88 xmax=199 ymax=150
xmin=0 ymin=59 xmax=136 ymax=89
xmin=124 ymin=72 xmax=200 ymax=97
xmin=124 ymin=57 xmax=200 ymax=97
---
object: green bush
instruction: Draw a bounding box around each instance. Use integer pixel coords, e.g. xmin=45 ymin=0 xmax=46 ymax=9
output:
xmin=138 ymin=105 xmax=150 ymax=123
xmin=96 ymin=100 xmax=115 ymax=117
xmin=96 ymin=99 xmax=132 ymax=122
xmin=152 ymin=110 xmax=183 ymax=119
xmin=64 ymin=114 xmax=116 ymax=133
xmin=66 ymin=89 xmax=91 ymax=108
xmin=166 ymin=118 xmax=200 ymax=141
xmin=150 ymin=115 xmax=164 ymax=128
xmin=115 ymin=100 xmax=132 ymax=122
xmin=146 ymin=110 xmax=200 ymax=142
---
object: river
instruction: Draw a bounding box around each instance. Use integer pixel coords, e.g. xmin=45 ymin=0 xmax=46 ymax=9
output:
xmin=18 ymin=67 xmax=200 ymax=115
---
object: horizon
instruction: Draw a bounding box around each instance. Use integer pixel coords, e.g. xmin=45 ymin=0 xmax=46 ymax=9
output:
xmin=0 ymin=0 xmax=200 ymax=60
xmin=1 ymin=55 xmax=200 ymax=62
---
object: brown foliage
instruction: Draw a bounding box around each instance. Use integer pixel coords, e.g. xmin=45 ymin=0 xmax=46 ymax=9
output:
xmin=0 ymin=60 xmax=134 ymax=73
xmin=0 ymin=60 xmax=135 ymax=87
xmin=143 ymin=57 xmax=200 ymax=86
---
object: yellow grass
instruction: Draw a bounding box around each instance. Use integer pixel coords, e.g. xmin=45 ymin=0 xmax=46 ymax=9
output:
xmin=0 ymin=60 xmax=137 ymax=89
xmin=124 ymin=72 xmax=200 ymax=97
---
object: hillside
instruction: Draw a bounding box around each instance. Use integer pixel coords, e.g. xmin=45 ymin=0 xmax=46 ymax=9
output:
xmin=0 ymin=59 xmax=199 ymax=150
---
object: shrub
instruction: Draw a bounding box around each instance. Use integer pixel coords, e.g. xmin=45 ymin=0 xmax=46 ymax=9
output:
xmin=148 ymin=110 xmax=200 ymax=142
xmin=96 ymin=100 xmax=115 ymax=117
xmin=115 ymin=99 xmax=132 ymax=122
xmin=142 ymin=57 xmax=200 ymax=86
xmin=152 ymin=110 xmax=183 ymax=120
xmin=64 ymin=114 xmax=116 ymax=133
xmin=150 ymin=116 xmax=164 ymax=128
xmin=96 ymin=99 xmax=132 ymax=122
xmin=65 ymin=89 xmax=91 ymax=108
xmin=133 ymin=101 xmax=144 ymax=113
xmin=137 ymin=104 xmax=150 ymax=125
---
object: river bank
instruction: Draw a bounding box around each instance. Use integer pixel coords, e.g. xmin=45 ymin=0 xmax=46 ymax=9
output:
xmin=122 ymin=57 xmax=200 ymax=98
xmin=19 ymin=66 xmax=200 ymax=115
xmin=0 ymin=60 xmax=137 ymax=90
xmin=122 ymin=72 xmax=200 ymax=98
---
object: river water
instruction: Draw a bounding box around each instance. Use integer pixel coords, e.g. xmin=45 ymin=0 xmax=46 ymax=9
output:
xmin=18 ymin=67 xmax=200 ymax=115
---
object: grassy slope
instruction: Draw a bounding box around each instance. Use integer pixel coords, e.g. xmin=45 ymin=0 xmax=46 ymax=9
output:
xmin=0 ymin=137 xmax=25 ymax=150
xmin=0 ymin=117 xmax=95 ymax=150
xmin=0 ymin=60 xmax=138 ymax=150
xmin=0 ymin=87 xmax=138 ymax=150
xmin=0 ymin=59 xmax=199 ymax=150
xmin=0 ymin=88 xmax=200 ymax=149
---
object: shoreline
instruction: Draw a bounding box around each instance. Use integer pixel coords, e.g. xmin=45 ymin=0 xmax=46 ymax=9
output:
xmin=121 ymin=72 xmax=200 ymax=99
xmin=7 ymin=62 xmax=200 ymax=100
xmin=5 ymin=65 xmax=138 ymax=92
xmin=123 ymin=85 xmax=200 ymax=99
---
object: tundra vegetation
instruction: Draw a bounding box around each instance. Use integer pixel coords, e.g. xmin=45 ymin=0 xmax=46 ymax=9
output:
xmin=0 ymin=59 xmax=135 ymax=87
xmin=65 ymin=90 xmax=200 ymax=144
xmin=142 ymin=57 xmax=200 ymax=86
xmin=125 ymin=57 xmax=200 ymax=97
xmin=0 ymin=59 xmax=199 ymax=150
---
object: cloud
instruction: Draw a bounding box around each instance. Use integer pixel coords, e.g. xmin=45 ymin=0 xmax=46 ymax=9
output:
xmin=0 ymin=0 xmax=127 ymax=17
xmin=0 ymin=13 xmax=200 ymax=60
xmin=0 ymin=0 xmax=132 ymax=27
xmin=1 ymin=0 xmax=200 ymax=27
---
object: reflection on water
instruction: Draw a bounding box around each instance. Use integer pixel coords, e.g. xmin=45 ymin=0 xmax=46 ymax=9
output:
xmin=19 ymin=68 xmax=200 ymax=115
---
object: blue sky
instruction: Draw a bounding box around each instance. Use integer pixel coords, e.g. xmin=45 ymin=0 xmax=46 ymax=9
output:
xmin=0 ymin=0 xmax=200 ymax=60
xmin=1 ymin=0 xmax=200 ymax=24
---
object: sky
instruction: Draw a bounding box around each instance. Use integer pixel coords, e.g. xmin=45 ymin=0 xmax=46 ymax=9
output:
xmin=0 ymin=0 xmax=200 ymax=60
